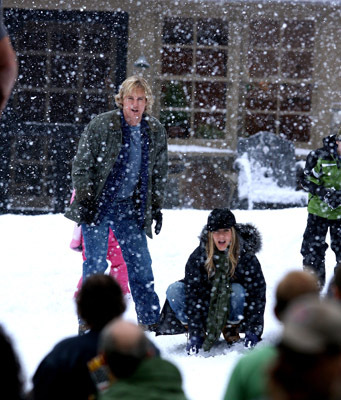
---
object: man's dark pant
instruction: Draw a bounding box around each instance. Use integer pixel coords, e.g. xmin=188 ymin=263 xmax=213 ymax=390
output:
xmin=301 ymin=213 xmax=341 ymax=288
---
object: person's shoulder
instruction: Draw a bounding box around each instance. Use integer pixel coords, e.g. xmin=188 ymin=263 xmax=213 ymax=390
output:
xmin=51 ymin=331 xmax=99 ymax=354
xmin=88 ymin=109 xmax=120 ymax=130
xmin=236 ymin=223 xmax=262 ymax=255
xmin=236 ymin=344 xmax=277 ymax=369
xmin=188 ymin=244 xmax=206 ymax=263
xmin=144 ymin=114 xmax=164 ymax=132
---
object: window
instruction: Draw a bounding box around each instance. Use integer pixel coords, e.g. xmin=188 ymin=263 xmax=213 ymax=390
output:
xmin=160 ymin=17 xmax=229 ymax=139
xmin=240 ymin=19 xmax=315 ymax=142
xmin=14 ymin=20 xmax=117 ymax=125
xmin=2 ymin=8 xmax=128 ymax=212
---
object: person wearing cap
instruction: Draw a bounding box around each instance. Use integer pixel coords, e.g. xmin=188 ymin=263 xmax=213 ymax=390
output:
xmin=156 ymin=208 xmax=266 ymax=354
xmin=300 ymin=130 xmax=341 ymax=289
xmin=268 ymin=296 xmax=341 ymax=400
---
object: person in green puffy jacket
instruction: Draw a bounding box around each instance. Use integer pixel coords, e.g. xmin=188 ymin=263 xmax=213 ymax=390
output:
xmin=96 ymin=319 xmax=188 ymax=400
xmin=65 ymin=76 xmax=168 ymax=332
xmin=300 ymin=131 xmax=341 ymax=289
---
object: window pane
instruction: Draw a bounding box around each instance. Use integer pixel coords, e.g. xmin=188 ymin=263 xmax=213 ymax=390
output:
xmin=197 ymin=18 xmax=228 ymax=46
xmin=162 ymin=18 xmax=193 ymax=45
xmin=51 ymin=26 xmax=80 ymax=52
xmin=80 ymin=94 xmax=108 ymax=124
xmin=280 ymin=83 xmax=312 ymax=112
xmin=13 ymin=164 xmax=43 ymax=196
xmin=83 ymin=26 xmax=112 ymax=54
xmin=282 ymin=20 xmax=315 ymax=49
xmin=248 ymin=49 xmax=278 ymax=78
xmin=245 ymin=82 xmax=278 ymax=111
xmin=194 ymin=112 xmax=226 ymax=139
xmin=161 ymin=81 xmax=192 ymax=108
xmin=14 ymin=135 xmax=45 ymax=161
xmin=49 ymin=93 xmax=77 ymax=123
xmin=51 ymin=56 xmax=78 ymax=88
xmin=249 ymin=20 xmax=280 ymax=48
xmin=194 ymin=81 xmax=226 ymax=109
xmin=196 ymin=49 xmax=227 ymax=76
xmin=281 ymin=51 xmax=314 ymax=79
xmin=162 ymin=47 xmax=193 ymax=75
xmin=280 ymin=115 xmax=311 ymax=142
xmin=17 ymin=22 xmax=47 ymax=51
xmin=244 ymin=113 xmax=277 ymax=135
xmin=83 ymin=57 xmax=111 ymax=89
xmin=160 ymin=110 xmax=190 ymax=139
xmin=17 ymin=91 xmax=46 ymax=122
xmin=18 ymin=55 xmax=47 ymax=86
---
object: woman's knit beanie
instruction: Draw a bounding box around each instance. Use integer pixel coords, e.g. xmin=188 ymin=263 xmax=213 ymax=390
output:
xmin=207 ymin=208 xmax=236 ymax=232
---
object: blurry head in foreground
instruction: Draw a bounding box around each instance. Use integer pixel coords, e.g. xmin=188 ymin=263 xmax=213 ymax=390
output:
xmin=268 ymin=296 xmax=341 ymax=400
xmin=99 ymin=319 xmax=156 ymax=379
xmin=76 ymin=274 xmax=126 ymax=331
xmin=274 ymin=270 xmax=320 ymax=321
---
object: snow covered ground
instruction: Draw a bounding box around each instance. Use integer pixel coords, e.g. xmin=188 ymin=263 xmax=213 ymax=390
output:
xmin=0 ymin=208 xmax=336 ymax=400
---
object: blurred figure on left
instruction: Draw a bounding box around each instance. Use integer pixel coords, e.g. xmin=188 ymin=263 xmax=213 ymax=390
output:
xmin=30 ymin=275 xmax=126 ymax=400
xmin=0 ymin=324 xmax=26 ymax=399
xmin=0 ymin=1 xmax=17 ymax=116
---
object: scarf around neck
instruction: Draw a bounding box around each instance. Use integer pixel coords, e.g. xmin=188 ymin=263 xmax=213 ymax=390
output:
xmin=203 ymin=250 xmax=231 ymax=351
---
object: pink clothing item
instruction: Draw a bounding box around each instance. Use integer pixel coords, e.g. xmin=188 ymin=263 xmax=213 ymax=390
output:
xmin=70 ymin=224 xmax=130 ymax=297
xmin=70 ymin=224 xmax=82 ymax=252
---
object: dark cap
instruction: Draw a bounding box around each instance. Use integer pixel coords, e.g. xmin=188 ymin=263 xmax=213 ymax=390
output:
xmin=281 ymin=296 xmax=341 ymax=354
xmin=207 ymin=208 xmax=236 ymax=232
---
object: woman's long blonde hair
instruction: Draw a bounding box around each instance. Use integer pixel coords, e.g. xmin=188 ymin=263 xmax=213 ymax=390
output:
xmin=205 ymin=227 xmax=240 ymax=278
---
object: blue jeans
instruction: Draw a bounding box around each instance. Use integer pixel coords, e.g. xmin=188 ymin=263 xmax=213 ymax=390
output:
xmin=82 ymin=200 xmax=160 ymax=325
xmin=166 ymin=281 xmax=245 ymax=325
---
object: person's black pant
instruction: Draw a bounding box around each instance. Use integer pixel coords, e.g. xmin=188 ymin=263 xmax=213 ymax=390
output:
xmin=301 ymin=213 xmax=341 ymax=288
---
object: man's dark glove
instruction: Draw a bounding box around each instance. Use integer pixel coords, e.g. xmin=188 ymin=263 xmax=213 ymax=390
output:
xmin=244 ymin=332 xmax=259 ymax=348
xmin=152 ymin=209 xmax=163 ymax=235
xmin=79 ymin=198 xmax=96 ymax=225
xmin=323 ymin=189 xmax=341 ymax=210
xmin=186 ymin=335 xmax=204 ymax=355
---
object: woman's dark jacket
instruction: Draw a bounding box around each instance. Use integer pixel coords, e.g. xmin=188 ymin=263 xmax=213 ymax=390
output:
xmin=156 ymin=223 xmax=266 ymax=340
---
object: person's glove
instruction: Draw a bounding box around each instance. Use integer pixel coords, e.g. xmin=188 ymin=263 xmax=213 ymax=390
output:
xmin=323 ymin=189 xmax=341 ymax=210
xmin=152 ymin=208 xmax=163 ymax=235
xmin=244 ymin=332 xmax=259 ymax=349
xmin=186 ymin=335 xmax=204 ymax=355
xmin=79 ymin=198 xmax=96 ymax=225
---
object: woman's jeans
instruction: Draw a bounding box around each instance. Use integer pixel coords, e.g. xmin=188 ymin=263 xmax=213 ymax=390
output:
xmin=82 ymin=200 xmax=160 ymax=325
xmin=166 ymin=281 xmax=245 ymax=325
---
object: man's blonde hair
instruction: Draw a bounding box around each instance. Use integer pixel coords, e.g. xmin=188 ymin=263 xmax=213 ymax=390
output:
xmin=115 ymin=75 xmax=154 ymax=114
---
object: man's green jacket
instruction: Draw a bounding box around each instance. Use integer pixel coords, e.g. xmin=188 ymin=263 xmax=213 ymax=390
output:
xmin=65 ymin=109 xmax=168 ymax=238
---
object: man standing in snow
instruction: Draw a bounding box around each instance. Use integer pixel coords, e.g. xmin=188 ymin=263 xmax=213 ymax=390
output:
xmin=300 ymin=130 xmax=341 ymax=289
xmin=65 ymin=76 xmax=168 ymax=332
xmin=0 ymin=0 xmax=17 ymax=117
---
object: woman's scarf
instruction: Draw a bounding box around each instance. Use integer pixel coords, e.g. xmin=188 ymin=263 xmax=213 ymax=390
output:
xmin=203 ymin=250 xmax=231 ymax=351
